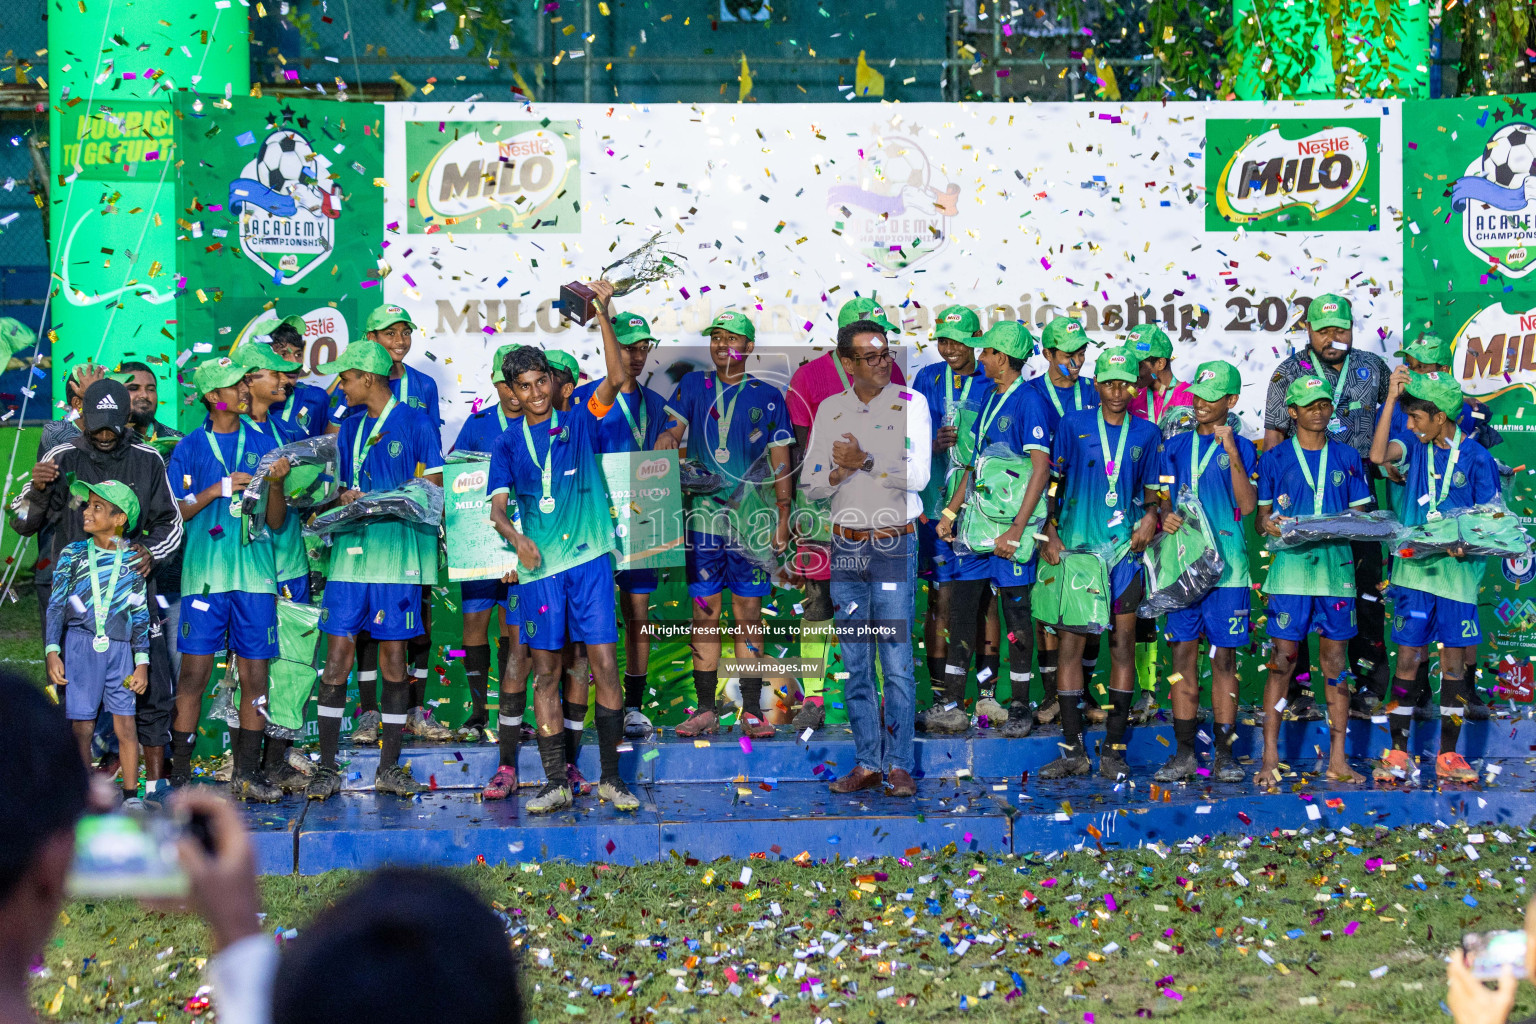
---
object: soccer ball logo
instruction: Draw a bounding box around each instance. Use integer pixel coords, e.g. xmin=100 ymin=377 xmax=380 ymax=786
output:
xmin=257 ymin=133 xmax=311 ymax=191
xmin=1481 ymin=125 xmax=1536 ymax=190
xmin=826 ymin=121 xmax=959 ymax=274
xmin=232 ymin=128 xmax=339 ymax=284
xmin=1452 ymin=121 xmax=1536 ymax=277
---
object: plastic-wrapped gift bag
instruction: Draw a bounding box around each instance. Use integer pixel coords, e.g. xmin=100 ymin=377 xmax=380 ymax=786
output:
xmin=955 ymin=442 xmax=1047 ymax=563
xmin=1271 ymin=508 xmax=1399 ymax=550
xmin=1139 ymin=486 xmax=1224 ymax=617
xmin=1396 ymin=502 xmax=1533 ymax=560
xmin=239 ymin=434 xmax=340 ymax=519
xmin=304 ymin=478 xmax=444 ymax=538
xmin=217 ymin=599 xmax=325 ymax=739
xmin=1032 ymin=544 xmax=1115 ymax=634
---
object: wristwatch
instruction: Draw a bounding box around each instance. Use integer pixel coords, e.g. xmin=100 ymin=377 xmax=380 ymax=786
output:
xmin=860 ymin=454 xmax=875 ymax=473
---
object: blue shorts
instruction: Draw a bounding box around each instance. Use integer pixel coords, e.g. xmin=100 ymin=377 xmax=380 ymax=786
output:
xmin=1266 ymin=594 xmax=1357 ymax=643
xmin=1164 ymin=586 xmax=1252 ymax=648
xmin=917 ymin=518 xmax=961 ymax=583
xmin=1391 ymin=586 xmax=1482 ymax=647
xmin=685 ymin=531 xmax=771 ymax=598
xmin=178 ymin=591 xmax=279 ymax=659
xmin=280 ymin=575 xmax=311 ymax=605
xmin=615 ymin=567 xmax=659 ymax=594
xmin=320 ymin=582 xmax=424 ymax=641
xmin=519 ymin=556 xmax=619 ymax=651
xmin=991 ymin=553 xmax=1036 ymax=589
xmin=461 ymin=578 xmax=510 ymax=614
xmin=62 ymin=629 xmax=137 ymax=720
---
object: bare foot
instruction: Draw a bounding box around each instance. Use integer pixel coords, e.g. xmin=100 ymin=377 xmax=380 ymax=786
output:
xmin=1258 ymin=758 xmax=1281 ymax=791
xmin=1327 ymin=758 xmax=1365 ymax=784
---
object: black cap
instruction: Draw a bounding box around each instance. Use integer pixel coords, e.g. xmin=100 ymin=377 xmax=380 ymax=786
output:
xmin=80 ymin=379 xmax=130 ymax=436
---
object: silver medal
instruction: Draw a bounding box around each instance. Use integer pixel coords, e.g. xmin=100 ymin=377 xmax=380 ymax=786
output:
xmin=539 ymin=496 xmax=556 ymax=514
xmin=93 ymin=634 xmax=110 ymax=653
xmin=714 ymin=447 xmax=730 ymax=463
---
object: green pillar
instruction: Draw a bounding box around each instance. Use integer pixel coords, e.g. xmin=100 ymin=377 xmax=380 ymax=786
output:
xmin=47 ymin=2 xmax=248 ymax=419
xmin=1230 ymin=0 xmax=1430 ymax=100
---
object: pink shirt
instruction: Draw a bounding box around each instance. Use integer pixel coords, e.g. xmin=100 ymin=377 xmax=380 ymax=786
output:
xmin=1130 ymin=379 xmax=1193 ymax=423
xmin=787 ymin=351 xmax=906 ymax=431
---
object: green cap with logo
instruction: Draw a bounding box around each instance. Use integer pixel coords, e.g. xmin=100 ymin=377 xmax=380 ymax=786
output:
xmin=192 ymin=356 xmax=248 ymax=395
xmin=611 ymin=312 xmax=659 ymax=346
xmin=1187 ymin=360 xmax=1241 ymax=401
xmin=250 ymin=314 xmax=308 ymax=340
xmin=837 ymin=297 xmax=899 ymax=334
xmin=233 ymin=342 xmax=301 ymax=372
xmin=1126 ymin=323 xmax=1173 ymax=360
xmin=1398 ymin=333 xmax=1452 ymax=367
xmin=545 ymin=349 xmax=580 ymax=382
xmin=932 ymin=305 xmax=981 ymax=343
xmin=69 ymin=479 xmax=140 ymax=532
xmin=1094 ymin=347 xmax=1140 ymax=385
xmin=703 ymin=309 xmax=756 ymax=342
xmin=1405 ymin=371 xmax=1464 ymax=417
xmin=1041 ymin=315 xmax=1090 ymax=353
xmin=1284 ymin=375 xmax=1333 ymax=408
xmin=364 ymin=303 xmax=419 ymax=333
xmin=317 ymin=340 xmax=394 ymax=378
xmin=492 ymin=344 xmax=523 ymax=383
xmin=1306 ymin=293 xmax=1353 ymax=330
xmin=979 ymin=320 xmax=1035 ymax=361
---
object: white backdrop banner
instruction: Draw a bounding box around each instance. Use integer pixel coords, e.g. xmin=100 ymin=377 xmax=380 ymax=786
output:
xmin=378 ymin=101 xmax=1405 ymax=439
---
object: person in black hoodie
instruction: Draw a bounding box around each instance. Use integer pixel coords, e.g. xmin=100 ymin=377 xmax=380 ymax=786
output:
xmin=11 ymin=378 xmax=184 ymax=793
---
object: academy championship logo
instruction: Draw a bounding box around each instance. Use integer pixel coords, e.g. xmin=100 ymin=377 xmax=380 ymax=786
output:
xmin=1206 ymin=119 xmax=1377 ymax=231
xmin=1452 ymin=123 xmax=1536 ymax=277
xmin=1449 ymin=298 xmax=1536 ymax=398
xmin=826 ymin=121 xmax=959 ymax=274
xmin=229 ymin=129 xmax=340 ymax=284
xmin=407 ymin=121 xmax=579 ymax=234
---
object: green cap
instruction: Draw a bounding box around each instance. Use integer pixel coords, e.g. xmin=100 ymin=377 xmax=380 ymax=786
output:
xmin=1040 ymin=315 xmax=1090 ymax=353
xmin=316 ymin=340 xmax=393 ymax=378
xmin=192 ymin=356 xmax=248 ymax=395
xmin=837 ymin=297 xmax=899 ymax=334
xmin=250 ymin=314 xmax=308 ymax=340
xmin=1398 ymin=333 xmax=1452 ymax=367
xmin=1094 ymin=347 xmax=1140 ymax=385
xmin=611 ymin=312 xmax=659 ymax=346
xmin=492 ymin=344 xmax=523 ymax=383
xmin=0 ymin=317 xmax=37 ymax=361
xmin=364 ymin=303 xmax=419 ymax=333
xmin=1306 ymin=293 xmax=1353 ymax=330
xmin=69 ymin=479 xmax=140 ymax=532
xmin=979 ymin=320 xmax=1036 ymax=361
xmin=232 ymin=342 xmax=301 ymax=372
xmin=1125 ymin=323 xmax=1173 ymax=360
xmin=1284 ymin=375 xmax=1333 ymax=408
xmin=1405 ymin=371 xmax=1464 ymax=417
xmin=702 ymin=310 xmax=756 ymax=342
xmin=1187 ymin=360 xmax=1242 ymax=401
xmin=545 ymin=349 xmax=580 ymax=382
xmin=932 ymin=305 xmax=981 ymax=343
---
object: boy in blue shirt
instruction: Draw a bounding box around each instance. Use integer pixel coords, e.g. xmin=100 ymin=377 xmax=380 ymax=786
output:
xmin=451 ymin=343 xmax=526 ymax=793
xmin=1152 ymin=361 xmax=1257 ymax=784
xmin=45 ymin=480 xmax=150 ymax=805
xmin=258 ymin=314 xmax=331 ymax=439
xmin=572 ymin=312 xmax=685 ymax=739
xmin=487 ymin=280 xmax=630 ymax=813
xmin=1256 ymin=376 xmax=1373 ymax=788
xmin=930 ymin=321 xmax=1053 ymax=737
xmin=1370 ymin=371 xmax=1501 ymax=784
xmin=306 ymin=340 xmax=444 ymax=800
xmin=912 ymin=305 xmax=995 ymax=717
xmin=658 ymin=310 xmax=795 ymax=740
xmin=234 ymin=340 xmax=309 ymax=599
xmin=166 ymin=358 xmax=293 ymax=802
xmin=1039 ymin=348 xmax=1162 ymax=780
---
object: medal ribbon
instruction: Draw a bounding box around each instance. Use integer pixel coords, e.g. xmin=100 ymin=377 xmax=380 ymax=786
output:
xmin=711 ymin=372 xmax=746 ymax=462
xmin=1426 ymin=427 xmax=1464 ymax=515
xmin=522 ymin=409 xmax=560 ymax=512
xmin=1096 ymin=411 xmax=1132 ymax=506
xmin=615 ymin=389 xmax=648 ymax=450
xmin=204 ymin=422 xmax=248 ymax=479
xmin=1290 ymin=436 xmax=1330 ymax=517
xmin=944 ymin=365 xmax=976 ymax=423
xmin=351 ymin=397 xmax=397 ymax=490
xmin=1188 ymin=432 xmax=1222 ymax=501
xmin=89 ymin=542 xmax=126 ymax=644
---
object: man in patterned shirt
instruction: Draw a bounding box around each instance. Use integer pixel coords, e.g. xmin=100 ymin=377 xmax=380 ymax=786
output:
xmin=1262 ymin=293 xmax=1390 ymax=721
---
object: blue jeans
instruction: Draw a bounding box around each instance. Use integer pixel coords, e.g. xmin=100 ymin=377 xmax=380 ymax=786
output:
xmin=830 ymin=531 xmax=917 ymax=774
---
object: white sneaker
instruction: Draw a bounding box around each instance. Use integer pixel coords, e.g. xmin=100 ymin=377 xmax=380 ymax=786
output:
xmin=623 ymin=708 xmax=654 ymax=738
xmin=973 ymin=696 xmax=1008 ymax=724
xmin=406 ymin=706 xmax=454 ymax=741
xmin=286 ymin=748 xmax=317 ymax=776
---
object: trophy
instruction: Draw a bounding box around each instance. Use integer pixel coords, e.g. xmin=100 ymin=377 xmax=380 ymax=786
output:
xmin=559 ymin=233 xmax=686 ymax=325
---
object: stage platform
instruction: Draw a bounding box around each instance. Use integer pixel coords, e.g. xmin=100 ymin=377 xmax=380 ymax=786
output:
xmin=240 ymin=716 xmax=1536 ymax=875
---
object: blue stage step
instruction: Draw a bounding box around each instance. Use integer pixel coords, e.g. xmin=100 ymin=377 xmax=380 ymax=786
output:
xmin=238 ymin=722 xmax=1536 ymax=875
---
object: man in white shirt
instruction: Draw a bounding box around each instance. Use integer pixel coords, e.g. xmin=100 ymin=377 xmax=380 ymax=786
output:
xmin=800 ymin=320 xmax=932 ymax=798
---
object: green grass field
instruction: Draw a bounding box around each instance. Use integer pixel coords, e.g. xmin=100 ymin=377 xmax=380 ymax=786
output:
xmin=30 ymin=824 xmax=1534 ymax=1023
